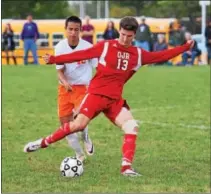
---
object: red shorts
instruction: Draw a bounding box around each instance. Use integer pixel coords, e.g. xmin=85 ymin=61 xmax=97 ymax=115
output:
xmin=79 ymin=93 xmax=130 ymax=123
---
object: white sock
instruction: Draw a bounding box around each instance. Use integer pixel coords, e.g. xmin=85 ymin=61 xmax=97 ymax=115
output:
xmin=66 ymin=133 xmax=84 ymax=156
xmin=81 ymin=126 xmax=89 ymax=143
xmin=122 ymin=160 xmax=132 ymax=166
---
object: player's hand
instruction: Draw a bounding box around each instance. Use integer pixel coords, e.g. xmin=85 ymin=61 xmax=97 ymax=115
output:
xmin=63 ymin=81 xmax=72 ymax=91
xmin=187 ymin=40 xmax=194 ymax=49
xmin=42 ymin=54 xmax=55 ymax=64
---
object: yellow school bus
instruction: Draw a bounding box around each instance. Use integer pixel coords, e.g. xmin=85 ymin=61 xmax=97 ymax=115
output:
xmin=1 ymin=17 xmax=180 ymax=65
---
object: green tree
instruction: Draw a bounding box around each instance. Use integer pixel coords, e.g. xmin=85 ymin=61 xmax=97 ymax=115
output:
xmin=2 ymin=0 xmax=75 ymax=19
xmin=110 ymin=5 xmax=136 ymax=18
xmin=110 ymin=0 xmax=152 ymax=17
xmin=2 ymin=0 xmax=37 ymax=19
xmin=142 ymin=1 xmax=210 ymax=33
xmin=32 ymin=1 xmax=75 ymax=19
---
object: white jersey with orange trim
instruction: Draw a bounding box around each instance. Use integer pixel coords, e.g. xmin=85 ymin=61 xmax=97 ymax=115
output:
xmin=55 ymin=38 xmax=98 ymax=85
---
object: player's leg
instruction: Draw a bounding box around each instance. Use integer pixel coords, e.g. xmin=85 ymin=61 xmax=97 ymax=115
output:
xmin=74 ymin=87 xmax=94 ymax=156
xmin=11 ymin=50 xmax=17 ymax=65
xmin=60 ymin=115 xmax=86 ymax=162
xmin=58 ymin=85 xmax=86 ymax=161
xmin=66 ymin=132 xmax=86 ymax=161
xmin=23 ymin=113 xmax=90 ymax=153
xmin=81 ymin=126 xmax=94 ymax=156
xmin=5 ymin=50 xmax=9 ymax=65
xmin=30 ymin=39 xmax=38 ymax=64
xmin=104 ymin=99 xmax=141 ymax=177
xmin=24 ymin=94 xmax=103 ymax=153
xmin=114 ymin=107 xmax=141 ymax=176
xmin=23 ymin=40 xmax=30 ymax=65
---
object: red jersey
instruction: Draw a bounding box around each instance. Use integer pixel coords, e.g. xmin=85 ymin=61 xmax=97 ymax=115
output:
xmin=52 ymin=40 xmax=191 ymax=99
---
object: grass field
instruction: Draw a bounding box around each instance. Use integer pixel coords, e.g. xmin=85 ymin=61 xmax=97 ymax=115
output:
xmin=2 ymin=65 xmax=210 ymax=193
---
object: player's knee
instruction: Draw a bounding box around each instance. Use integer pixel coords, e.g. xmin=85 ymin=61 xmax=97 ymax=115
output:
xmin=122 ymin=119 xmax=139 ymax=135
xmin=72 ymin=121 xmax=86 ymax=132
xmin=78 ymin=123 xmax=86 ymax=131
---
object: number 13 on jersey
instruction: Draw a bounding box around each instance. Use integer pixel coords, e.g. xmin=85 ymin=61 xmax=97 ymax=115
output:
xmin=117 ymin=59 xmax=128 ymax=70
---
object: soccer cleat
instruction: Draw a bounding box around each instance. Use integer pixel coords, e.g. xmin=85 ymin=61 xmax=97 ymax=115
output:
xmin=82 ymin=133 xmax=94 ymax=156
xmin=121 ymin=168 xmax=142 ymax=177
xmin=23 ymin=138 xmax=44 ymax=153
xmin=84 ymin=137 xmax=94 ymax=156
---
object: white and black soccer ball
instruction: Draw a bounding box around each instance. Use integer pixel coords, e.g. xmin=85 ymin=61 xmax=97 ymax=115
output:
xmin=60 ymin=156 xmax=83 ymax=177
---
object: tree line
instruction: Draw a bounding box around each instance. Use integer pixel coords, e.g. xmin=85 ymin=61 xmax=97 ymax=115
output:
xmin=3 ymin=0 xmax=210 ymax=20
xmin=2 ymin=0 xmax=210 ymax=33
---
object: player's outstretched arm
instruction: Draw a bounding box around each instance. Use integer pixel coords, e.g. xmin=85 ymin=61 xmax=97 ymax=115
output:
xmin=141 ymin=40 xmax=194 ymax=65
xmin=43 ymin=42 xmax=104 ymax=65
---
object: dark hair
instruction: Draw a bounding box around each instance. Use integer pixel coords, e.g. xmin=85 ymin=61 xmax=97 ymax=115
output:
xmin=4 ymin=23 xmax=13 ymax=34
xmin=65 ymin=16 xmax=82 ymax=28
xmin=119 ymin=16 xmax=139 ymax=33
xmin=106 ymin=21 xmax=115 ymax=30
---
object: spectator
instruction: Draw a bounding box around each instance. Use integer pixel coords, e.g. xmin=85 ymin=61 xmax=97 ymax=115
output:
xmin=182 ymin=32 xmax=201 ymax=65
xmin=169 ymin=23 xmax=185 ymax=47
xmin=205 ymin=20 xmax=211 ymax=64
xmin=153 ymin=34 xmax=168 ymax=65
xmin=153 ymin=34 xmax=168 ymax=51
xmin=21 ymin=14 xmax=39 ymax=65
xmin=81 ymin=15 xmax=95 ymax=44
xmin=135 ymin=16 xmax=151 ymax=51
xmin=2 ymin=23 xmax=17 ymax=65
xmin=103 ymin=21 xmax=119 ymax=40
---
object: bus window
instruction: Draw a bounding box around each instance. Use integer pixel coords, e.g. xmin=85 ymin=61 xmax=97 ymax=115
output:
xmin=96 ymin=33 xmax=104 ymax=42
xmin=37 ymin=33 xmax=49 ymax=47
xmin=52 ymin=33 xmax=64 ymax=47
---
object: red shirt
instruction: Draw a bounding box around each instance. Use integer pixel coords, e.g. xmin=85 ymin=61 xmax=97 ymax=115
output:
xmin=81 ymin=24 xmax=94 ymax=44
xmin=52 ymin=40 xmax=191 ymax=99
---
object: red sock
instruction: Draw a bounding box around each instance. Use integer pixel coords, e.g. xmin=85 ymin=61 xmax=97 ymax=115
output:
xmin=41 ymin=123 xmax=71 ymax=148
xmin=121 ymin=134 xmax=137 ymax=172
xmin=121 ymin=165 xmax=131 ymax=173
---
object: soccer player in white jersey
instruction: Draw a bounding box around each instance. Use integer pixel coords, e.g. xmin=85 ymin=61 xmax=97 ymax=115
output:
xmin=24 ymin=16 xmax=98 ymax=161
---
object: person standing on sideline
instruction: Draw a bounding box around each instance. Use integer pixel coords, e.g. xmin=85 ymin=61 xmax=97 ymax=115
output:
xmin=135 ymin=16 xmax=151 ymax=51
xmin=153 ymin=34 xmax=168 ymax=65
xmin=2 ymin=23 xmax=17 ymax=65
xmin=55 ymin=16 xmax=97 ymax=161
xmin=21 ymin=14 xmax=40 ymax=65
xmin=81 ymin=15 xmax=95 ymax=44
xmin=103 ymin=21 xmax=119 ymax=40
xmin=153 ymin=34 xmax=168 ymax=52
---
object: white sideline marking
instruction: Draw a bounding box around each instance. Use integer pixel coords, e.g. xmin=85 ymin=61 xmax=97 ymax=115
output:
xmin=137 ymin=120 xmax=210 ymax=130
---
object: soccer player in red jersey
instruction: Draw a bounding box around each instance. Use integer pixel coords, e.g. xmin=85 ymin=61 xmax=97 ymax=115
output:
xmin=24 ymin=16 xmax=194 ymax=177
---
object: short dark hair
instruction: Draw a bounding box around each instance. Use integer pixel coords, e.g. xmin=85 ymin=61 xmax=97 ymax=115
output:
xmin=65 ymin=16 xmax=82 ymax=28
xmin=119 ymin=16 xmax=139 ymax=33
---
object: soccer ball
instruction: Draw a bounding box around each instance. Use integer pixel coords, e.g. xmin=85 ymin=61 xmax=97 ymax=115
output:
xmin=60 ymin=156 xmax=83 ymax=177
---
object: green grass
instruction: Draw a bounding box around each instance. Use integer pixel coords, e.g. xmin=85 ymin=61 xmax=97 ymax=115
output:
xmin=2 ymin=65 xmax=210 ymax=193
